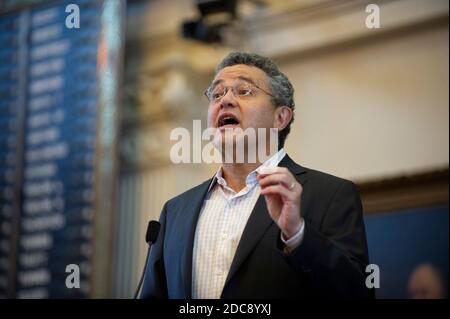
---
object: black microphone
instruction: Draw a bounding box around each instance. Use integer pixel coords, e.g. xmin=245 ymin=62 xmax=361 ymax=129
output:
xmin=134 ymin=220 xmax=161 ymax=299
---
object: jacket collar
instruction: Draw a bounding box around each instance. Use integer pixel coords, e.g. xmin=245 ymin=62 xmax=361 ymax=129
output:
xmin=222 ymin=154 xmax=307 ymax=292
xmin=181 ymin=154 xmax=307 ymax=298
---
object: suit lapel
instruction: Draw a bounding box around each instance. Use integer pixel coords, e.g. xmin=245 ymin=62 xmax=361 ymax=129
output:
xmin=222 ymin=155 xmax=308 ymax=291
xmin=179 ymin=178 xmax=214 ymax=298
xmin=223 ymin=195 xmax=273 ymax=288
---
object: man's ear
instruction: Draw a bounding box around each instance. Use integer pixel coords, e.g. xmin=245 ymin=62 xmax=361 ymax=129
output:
xmin=274 ymin=106 xmax=293 ymax=131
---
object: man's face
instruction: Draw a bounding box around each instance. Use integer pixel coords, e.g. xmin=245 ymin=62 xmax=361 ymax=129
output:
xmin=207 ymin=64 xmax=280 ymax=154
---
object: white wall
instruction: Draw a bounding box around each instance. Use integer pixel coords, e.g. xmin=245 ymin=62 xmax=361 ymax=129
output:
xmin=284 ymin=26 xmax=449 ymax=181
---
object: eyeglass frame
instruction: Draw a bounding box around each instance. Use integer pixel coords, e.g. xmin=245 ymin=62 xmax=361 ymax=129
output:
xmin=204 ymin=76 xmax=274 ymax=103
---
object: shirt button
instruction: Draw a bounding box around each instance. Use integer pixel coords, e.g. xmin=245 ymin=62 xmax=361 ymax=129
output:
xmin=221 ymin=233 xmax=228 ymax=240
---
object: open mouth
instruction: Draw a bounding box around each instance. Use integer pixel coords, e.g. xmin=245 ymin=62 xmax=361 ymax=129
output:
xmin=217 ymin=114 xmax=240 ymax=128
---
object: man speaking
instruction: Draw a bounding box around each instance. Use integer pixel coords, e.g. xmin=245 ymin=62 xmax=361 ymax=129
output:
xmin=140 ymin=52 xmax=372 ymax=298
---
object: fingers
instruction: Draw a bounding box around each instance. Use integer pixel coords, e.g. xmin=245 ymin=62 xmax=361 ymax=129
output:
xmin=257 ymin=167 xmax=300 ymax=190
xmin=256 ymin=166 xmax=288 ymax=176
xmin=257 ymin=167 xmax=302 ymax=199
xmin=257 ymin=173 xmax=292 ymax=190
xmin=260 ymin=183 xmax=293 ymax=199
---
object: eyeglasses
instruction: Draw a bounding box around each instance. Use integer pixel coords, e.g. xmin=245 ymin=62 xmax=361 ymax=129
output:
xmin=204 ymin=80 xmax=273 ymax=103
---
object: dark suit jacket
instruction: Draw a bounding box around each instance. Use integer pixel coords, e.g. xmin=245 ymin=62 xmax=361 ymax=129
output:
xmin=141 ymin=155 xmax=372 ymax=298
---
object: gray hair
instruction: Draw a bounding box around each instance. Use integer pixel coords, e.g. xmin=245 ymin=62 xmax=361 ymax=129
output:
xmin=216 ymin=52 xmax=295 ymax=149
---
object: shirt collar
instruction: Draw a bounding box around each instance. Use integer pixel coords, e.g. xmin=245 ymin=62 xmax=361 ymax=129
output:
xmin=208 ymin=148 xmax=287 ymax=193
